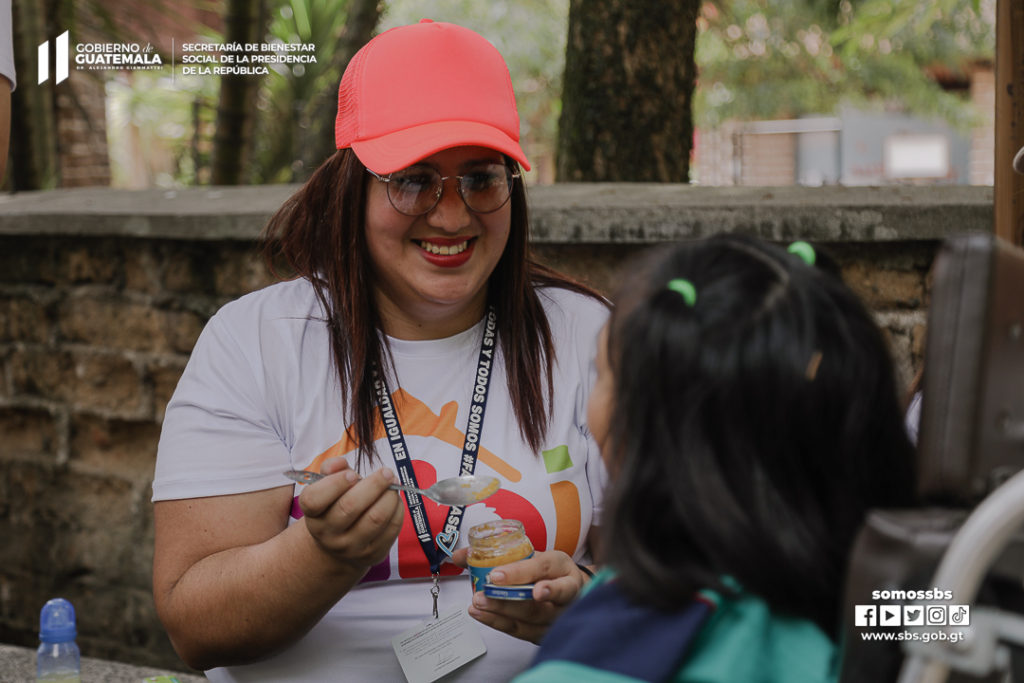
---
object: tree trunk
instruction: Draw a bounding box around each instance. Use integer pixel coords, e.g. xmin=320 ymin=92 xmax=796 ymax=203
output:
xmin=8 ymin=0 xmax=60 ymax=190
xmin=210 ymin=0 xmax=265 ymax=185
xmin=557 ymin=0 xmax=700 ymax=182
xmin=306 ymin=0 xmax=381 ymax=171
xmin=994 ymin=0 xmax=1024 ymax=245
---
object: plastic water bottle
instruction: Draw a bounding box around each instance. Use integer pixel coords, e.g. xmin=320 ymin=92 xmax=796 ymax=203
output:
xmin=36 ymin=598 xmax=81 ymax=683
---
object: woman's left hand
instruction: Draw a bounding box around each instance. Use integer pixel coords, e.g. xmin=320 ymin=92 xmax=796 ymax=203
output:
xmin=450 ymin=549 xmax=590 ymax=644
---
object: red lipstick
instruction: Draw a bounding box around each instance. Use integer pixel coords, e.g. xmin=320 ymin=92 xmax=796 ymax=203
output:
xmin=417 ymin=237 xmax=476 ymax=268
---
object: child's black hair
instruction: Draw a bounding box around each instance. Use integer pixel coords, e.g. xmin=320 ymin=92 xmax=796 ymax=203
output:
xmin=600 ymin=234 xmax=916 ymax=636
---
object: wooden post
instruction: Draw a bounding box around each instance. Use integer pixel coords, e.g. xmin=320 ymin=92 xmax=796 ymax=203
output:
xmin=994 ymin=0 xmax=1024 ymax=245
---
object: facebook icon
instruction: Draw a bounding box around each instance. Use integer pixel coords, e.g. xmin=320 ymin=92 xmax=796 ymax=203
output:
xmin=855 ymin=605 xmax=877 ymax=627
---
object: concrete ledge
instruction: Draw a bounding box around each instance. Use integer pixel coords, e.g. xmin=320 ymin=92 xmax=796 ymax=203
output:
xmin=528 ymin=184 xmax=992 ymax=243
xmin=0 ymin=186 xmax=290 ymax=241
xmin=0 ymin=184 xmax=993 ymax=243
xmin=0 ymin=644 xmax=204 ymax=683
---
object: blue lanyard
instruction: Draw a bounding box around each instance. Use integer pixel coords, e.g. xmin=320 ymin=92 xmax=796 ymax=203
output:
xmin=373 ymin=307 xmax=498 ymax=574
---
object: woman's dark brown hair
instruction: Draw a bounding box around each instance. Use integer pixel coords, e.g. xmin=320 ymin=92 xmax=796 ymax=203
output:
xmin=262 ymin=149 xmax=603 ymax=465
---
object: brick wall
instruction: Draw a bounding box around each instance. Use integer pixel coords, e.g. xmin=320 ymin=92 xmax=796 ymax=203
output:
xmin=0 ymin=183 xmax=990 ymax=672
xmin=57 ymin=72 xmax=112 ymax=188
xmin=535 ymin=239 xmax=932 ymax=388
xmin=0 ymin=236 xmax=271 ymax=668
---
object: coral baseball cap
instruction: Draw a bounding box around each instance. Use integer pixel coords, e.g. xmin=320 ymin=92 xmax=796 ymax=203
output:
xmin=335 ymin=19 xmax=531 ymax=174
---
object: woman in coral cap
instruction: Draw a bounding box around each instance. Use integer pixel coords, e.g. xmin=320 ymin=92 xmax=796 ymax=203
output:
xmin=151 ymin=19 xmax=608 ymax=682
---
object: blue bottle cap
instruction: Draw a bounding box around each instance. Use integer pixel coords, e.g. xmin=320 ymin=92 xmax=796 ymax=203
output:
xmin=39 ymin=598 xmax=77 ymax=643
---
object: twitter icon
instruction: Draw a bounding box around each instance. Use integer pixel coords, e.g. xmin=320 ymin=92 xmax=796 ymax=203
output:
xmin=903 ymin=605 xmax=925 ymax=626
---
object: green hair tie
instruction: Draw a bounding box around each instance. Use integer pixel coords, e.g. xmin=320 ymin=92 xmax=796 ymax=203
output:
xmin=787 ymin=241 xmax=816 ymax=266
xmin=666 ymin=278 xmax=697 ymax=307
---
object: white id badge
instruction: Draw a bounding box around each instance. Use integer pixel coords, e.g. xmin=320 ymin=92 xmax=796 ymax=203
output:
xmin=392 ymin=608 xmax=487 ymax=683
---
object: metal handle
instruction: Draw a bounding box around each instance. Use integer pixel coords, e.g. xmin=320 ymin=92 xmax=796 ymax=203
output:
xmin=388 ymin=483 xmax=425 ymax=496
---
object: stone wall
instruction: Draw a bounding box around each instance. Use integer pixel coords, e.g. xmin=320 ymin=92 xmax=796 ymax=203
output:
xmin=0 ymin=235 xmax=270 ymax=669
xmin=0 ymin=183 xmax=993 ymax=672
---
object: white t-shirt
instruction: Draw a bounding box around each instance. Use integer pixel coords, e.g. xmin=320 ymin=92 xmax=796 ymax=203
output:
xmin=153 ymin=278 xmax=609 ymax=682
xmin=1 ymin=0 xmax=15 ymax=90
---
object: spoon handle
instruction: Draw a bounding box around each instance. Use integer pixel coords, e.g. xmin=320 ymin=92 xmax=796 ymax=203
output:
xmin=283 ymin=469 xmax=324 ymax=485
xmin=388 ymin=483 xmax=429 ymax=497
xmin=286 ymin=470 xmax=434 ymax=501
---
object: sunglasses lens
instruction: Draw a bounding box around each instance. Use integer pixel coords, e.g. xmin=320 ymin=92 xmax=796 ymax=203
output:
xmin=459 ymin=164 xmax=513 ymax=213
xmin=384 ymin=164 xmax=515 ymax=215
xmin=386 ymin=167 xmax=440 ymax=215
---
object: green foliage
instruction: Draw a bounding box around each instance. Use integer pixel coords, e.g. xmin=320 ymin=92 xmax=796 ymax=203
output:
xmin=696 ymin=0 xmax=994 ymax=129
xmin=249 ymin=0 xmax=355 ymax=183
xmin=107 ymin=0 xmax=357 ymax=187
xmin=102 ymin=4 xmax=225 ymax=188
xmin=106 ymin=71 xmax=217 ymax=187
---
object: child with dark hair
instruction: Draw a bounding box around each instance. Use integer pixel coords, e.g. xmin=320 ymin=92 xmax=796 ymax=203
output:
xmin=516 ymin=234 xmax=917 ymax=683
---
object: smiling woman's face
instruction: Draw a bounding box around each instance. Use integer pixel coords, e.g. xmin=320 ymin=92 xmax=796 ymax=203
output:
xmin=365 ymin=145 xmax=512 ymax=339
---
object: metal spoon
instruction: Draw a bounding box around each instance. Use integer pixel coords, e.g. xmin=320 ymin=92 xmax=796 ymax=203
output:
xmin=283 ymin=470 xmax=500 ymax=507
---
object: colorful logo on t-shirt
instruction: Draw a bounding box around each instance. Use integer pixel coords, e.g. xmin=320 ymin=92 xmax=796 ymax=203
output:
xmin=290 ymin=388 xmax=584 ymax=582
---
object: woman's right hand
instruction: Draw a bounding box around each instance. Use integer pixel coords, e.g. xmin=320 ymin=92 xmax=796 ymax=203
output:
xmin=298 ymin=458 xmax=405 ymax=573
xmin=153 ymin=457 xmax=405 ymax=669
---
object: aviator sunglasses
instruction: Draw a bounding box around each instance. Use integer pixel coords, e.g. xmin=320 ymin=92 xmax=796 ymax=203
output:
xmin=367 ymin=162 xmax=520 ymax=216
